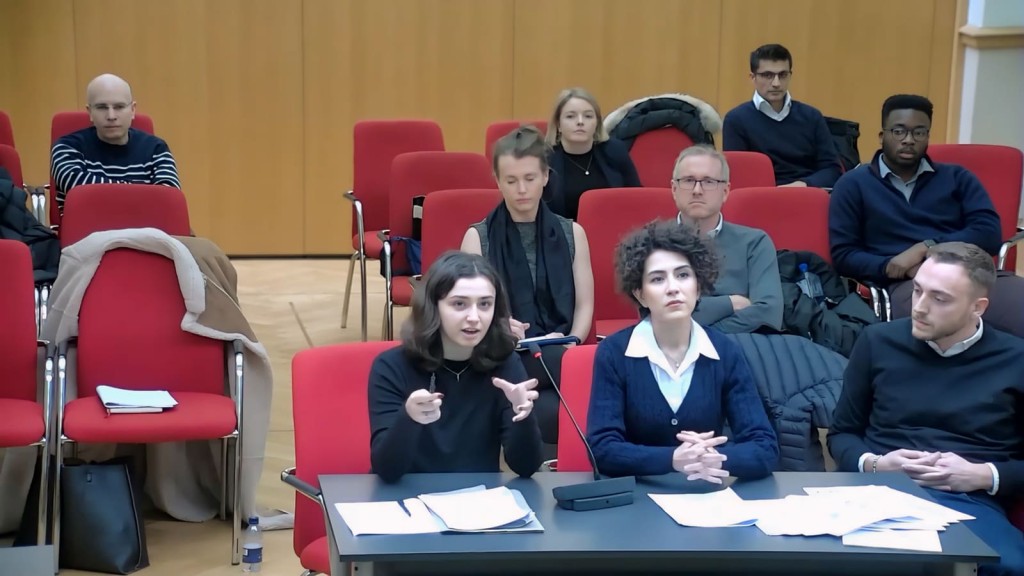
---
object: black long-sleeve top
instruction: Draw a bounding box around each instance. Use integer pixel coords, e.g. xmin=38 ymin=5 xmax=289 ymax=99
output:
xmin=368 ymin=346 xmax=544 ymax=482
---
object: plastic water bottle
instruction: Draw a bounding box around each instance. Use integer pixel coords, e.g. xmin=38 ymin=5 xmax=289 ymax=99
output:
xmin=242 ymin=516 xmax=263 ymax=573
xmin=796 ymin=263 xmax=826 ymax=305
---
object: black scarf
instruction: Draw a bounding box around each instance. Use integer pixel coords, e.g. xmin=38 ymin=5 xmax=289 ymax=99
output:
xmin=486 ymin=201 xmax=575 ymax=337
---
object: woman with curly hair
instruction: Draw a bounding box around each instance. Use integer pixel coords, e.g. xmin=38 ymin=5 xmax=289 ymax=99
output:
xmin=586 ymin=220 xmax=779 ymax=481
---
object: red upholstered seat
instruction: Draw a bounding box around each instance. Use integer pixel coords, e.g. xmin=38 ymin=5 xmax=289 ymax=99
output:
xmin=299 ymin=537 xmax=331 ymax=575
xmin=0 ymin=399 xmax=45 ymax=446
xmin=63 ymin=392 xmax=237 ymax=443
xmin=595 ymin=318 xmax=638 ymax=339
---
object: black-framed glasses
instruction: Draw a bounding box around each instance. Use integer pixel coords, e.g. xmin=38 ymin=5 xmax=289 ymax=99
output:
xmin=754 ymin=71 xmax=791 ymax=81
xmin=673 ymin=177 xmax=727 ymax=191
xmin=885 ymin=127 xmax=930 ymax=141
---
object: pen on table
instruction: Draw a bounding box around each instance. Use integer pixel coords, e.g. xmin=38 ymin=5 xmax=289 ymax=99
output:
xmin=429 ymin=373 xmax=436 ymax=394
xmin=398 ymin=499 xmax=413 ymax=517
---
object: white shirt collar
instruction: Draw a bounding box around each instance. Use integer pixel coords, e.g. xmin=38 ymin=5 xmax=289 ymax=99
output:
xmin=879 ymin=156 xmax=934 ymax=183
xmin=625 ymin=318 xmax=720 ymax=376
xmin=927 ymin=318 xmax=984 ymax=357
xmin=753 ymin=90 xmax=792 ymax=122
xmin=677 ymin=212 xmax=724 ymax=238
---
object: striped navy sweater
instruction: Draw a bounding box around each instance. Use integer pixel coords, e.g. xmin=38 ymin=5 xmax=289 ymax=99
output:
xmin=50 ymin=126 xmax=180 ymax=210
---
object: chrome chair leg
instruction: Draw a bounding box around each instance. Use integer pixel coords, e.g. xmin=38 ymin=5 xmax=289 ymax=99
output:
xmin=341 ymin=251 xmax=359 ymax=329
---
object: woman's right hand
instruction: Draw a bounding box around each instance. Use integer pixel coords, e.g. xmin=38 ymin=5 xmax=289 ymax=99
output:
xmin=509 ymin=318 xmax=530 ymax=340
xmin=672 ymin=431 xmax=729 ymax=483
xmin=405 ymin=389 xmax=444 ymax=425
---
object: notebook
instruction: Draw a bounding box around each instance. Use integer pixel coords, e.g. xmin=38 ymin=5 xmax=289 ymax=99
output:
xmin=96 ymin=385 xmax=178 ymax=414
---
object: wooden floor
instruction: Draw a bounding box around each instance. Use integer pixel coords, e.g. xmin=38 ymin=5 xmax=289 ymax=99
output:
xmin=37 ymin=248 xmax=1024 ymax=574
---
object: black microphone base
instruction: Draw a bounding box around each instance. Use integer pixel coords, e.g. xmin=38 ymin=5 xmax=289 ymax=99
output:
xmin=552 ymin=476 xmax=636 ymax=511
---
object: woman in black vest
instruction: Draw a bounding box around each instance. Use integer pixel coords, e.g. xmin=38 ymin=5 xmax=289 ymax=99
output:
xmin=544 ymin=87 xmax=642 ymax=220
xmin=461 ymin=126 xmax=595 ymax=457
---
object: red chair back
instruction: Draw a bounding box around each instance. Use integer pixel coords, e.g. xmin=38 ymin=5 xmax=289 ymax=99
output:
xmin=557 ymin=345 xmax=598 ymax=472
xmin=577 ymin=187 xmax=678 ymax=325
xmin=388 ymin=151 xmax=495 ymax=242
xmin=0 ymin=240 xmax=38 ymax=402
xmin=628 ymin=127 xmax=695 ymax=187
xmin=421 ymin=188 xmax=502 ymax=273
xmin=723 ymin=186 xmax=832 ymax=263
xmin=351 ymin=120 xmax=445 ymax=251
xmin=0 ymin=111 xmax=14 ymax=148
xmin=0 ymin=144 xmax=24 ymax=187
xmin=59 ymin=183 xmax=191 ymax=247
xmin=723 ymin=151 xmax=776 ymax=190
xmin=927 ymin=144 xmax=1023 ymax=271
xmin=484 ymin=120 xmax=547 ymax=160
xmin=291 ymin=341 xmax=399 ymax=558
xmin=76 ymin=250 xmax=225 ymax=399
xmin=49 ymin=112 xmax=156 ymax=226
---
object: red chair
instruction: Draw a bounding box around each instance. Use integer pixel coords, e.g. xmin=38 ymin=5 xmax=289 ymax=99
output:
xmin=628 ymin=127 xmax=695 ymax=187
xmin=342 ymin=120 xmax=445 ymax=341
xmin=484 ymin=120 xmax=548 ymax=159
xmin=0 ymin=143 xmax=24 ymax=188
xmin=722 ymin=186 xmax=832 ymax=264
xmin=48 ymin=111 xmax=156 ymax=228
xmin=927 ymin=144 xmax=1023 ymax=272
xmin=556 ymin=345 xmax=598 ymax=472
xmin=282 ymin=341 xmax=399 ymax=576
xmin=380 ymin=151 xmax=496 ymax=339
xmin=577 ymin=187 xmax=679 ymax=338
xmin=54 ymin=249 xmax=245 ymax=564
xmin=723 ymin=151 xmax=776 ymax=190
xmin=0 ymin=240 xmax=52 ymax=547
xmin=0 ymin=110 xmax=15 ymax=148
xmin=59 ymin=183 xmax=191 ymax=248
xmin=420 ymin=188 xmax=502 ymax=273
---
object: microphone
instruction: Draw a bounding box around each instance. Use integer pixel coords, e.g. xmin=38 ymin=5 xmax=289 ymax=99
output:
xmin=527 ymin=342 xmax=635 ymax=511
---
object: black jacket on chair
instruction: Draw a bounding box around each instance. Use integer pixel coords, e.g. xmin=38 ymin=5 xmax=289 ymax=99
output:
xmin=0 ymin=169 xmax=59 ymax=283
xmin=544 ymin=139 xmax=642 ymax=219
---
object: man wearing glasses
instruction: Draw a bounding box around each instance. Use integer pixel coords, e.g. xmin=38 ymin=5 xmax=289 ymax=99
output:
xmin=829 ymin=94 xmax=1003 ymax=317
xmin=722 ymin=44 xmax=841 ymax=189
xmin=672 ymin=145 xmax=783 ymax=334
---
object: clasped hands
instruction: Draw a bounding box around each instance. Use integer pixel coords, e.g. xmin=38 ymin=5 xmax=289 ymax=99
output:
xmin=673 ymin=430 xmax=729 ymax=484
xmin=885 ymin=242 xmax=929 ymax=280
xmin=405 ymin=377 xmax=539 ymax=425
xmin=876 ymin=449 xmax=993 ymax=493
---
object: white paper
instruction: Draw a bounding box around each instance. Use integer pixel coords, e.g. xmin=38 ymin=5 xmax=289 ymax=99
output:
xmin=843 ymin=528 xmax=942 ymax=552
xmin=754 ymin=494 xmax=904 ymax=537
xmin=96 ymin=385 xmax=178 ymax=409
xmin=334 ymin=499 xmax=441 ymax=536
xmin=803 ymin=485 xmax=974 ymax=524
xmin=649 ymin=489 xmax=759 ymax=527
xmin=418 ymin=486 xmax=530 ymax=531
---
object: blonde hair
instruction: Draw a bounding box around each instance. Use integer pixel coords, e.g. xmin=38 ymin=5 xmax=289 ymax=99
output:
xmin=672 ymin=144 xmax=730 ymax=182
xmin=545 ymin=87 xmax=609 ymax=147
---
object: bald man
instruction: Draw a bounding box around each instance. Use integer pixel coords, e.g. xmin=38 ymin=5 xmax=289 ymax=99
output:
xmin=50 ymin=73 xmax=180 ymax=213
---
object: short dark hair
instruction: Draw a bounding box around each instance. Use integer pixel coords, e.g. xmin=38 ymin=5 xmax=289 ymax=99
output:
xmin=491 ymin=125 xmax=550 ymax=176
xmin=881 ymin=94 xmax=933 ymax=126
xmin=401 ymin=251 xmax=517 ymax=372
xmin=926 ymin=242 xmax=997 ymax=297
xmin=750 ymin=44 xmax=792 ymax=73
xmin=614 ymin=220 xmax=720 ymax=317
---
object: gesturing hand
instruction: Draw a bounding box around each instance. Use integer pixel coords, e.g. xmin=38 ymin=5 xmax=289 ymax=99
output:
xmin=902 ymin=452 xmax=994 ymax=493
xmin=405 ymin=389 xmax=443 ymax=425
xmin=673 ymin=431 xmax=729 ymax=483
xmin=492 ymin=377 xmax=539 ymax=422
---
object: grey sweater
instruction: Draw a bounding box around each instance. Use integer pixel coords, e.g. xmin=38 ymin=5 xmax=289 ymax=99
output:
xmin=693 ymin=221 xmax=784 ymax=334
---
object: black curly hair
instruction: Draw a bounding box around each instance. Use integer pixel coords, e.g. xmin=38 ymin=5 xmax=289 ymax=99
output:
xmin=614 ymin=220 xmax=720 ymax=317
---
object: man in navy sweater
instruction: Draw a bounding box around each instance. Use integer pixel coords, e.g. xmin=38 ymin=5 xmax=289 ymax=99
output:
xmin=722 ymin=44 xmax=840 ymax=188
xmin=828 ymin=242 xmax=1024 ymax=576
xmin=51 ymin=74 xmax=181 ymax=214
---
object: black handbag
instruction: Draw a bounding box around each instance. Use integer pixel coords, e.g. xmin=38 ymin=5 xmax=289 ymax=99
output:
xmin=58 ymin=457 xmax=150 ymax=574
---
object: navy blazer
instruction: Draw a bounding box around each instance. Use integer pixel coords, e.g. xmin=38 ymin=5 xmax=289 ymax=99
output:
xmin=545 ymin=138 xmax=642 ymax=219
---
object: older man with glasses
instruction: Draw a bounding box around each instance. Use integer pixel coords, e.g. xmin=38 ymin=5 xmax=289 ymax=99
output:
xmin=671 ymin=144 xmax=784 ymax=334
xmin=722 ymin=44 xmax=841 ymax=189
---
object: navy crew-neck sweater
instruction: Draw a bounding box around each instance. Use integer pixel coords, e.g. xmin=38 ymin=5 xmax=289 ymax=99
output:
xmin=368 ymin=346 xmax=543 ymax=482
xmin=828 ymin=319 xmax=1024 ymax=498
xmin=50 ymin=126 xmax=180 ymax=210
xmin=828 ymin=151 xmax=1001 ymax=284
xmin=722 ymin=100 xmax=840 ymax=188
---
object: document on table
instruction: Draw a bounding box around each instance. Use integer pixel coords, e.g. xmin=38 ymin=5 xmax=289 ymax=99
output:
xmin=843 ymin=528 xmax=942 ymax=552
xmin=335 ymin=485 xmax=543 ymax=536
xmin=648 ymin=489 xmax=759 ymax=527
xmin=803 ymin=485 xmax=974 ymax=525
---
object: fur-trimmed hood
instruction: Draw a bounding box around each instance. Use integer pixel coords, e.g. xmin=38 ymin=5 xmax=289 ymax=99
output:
xmin=605 ymin=93 xmax=722 ymax=134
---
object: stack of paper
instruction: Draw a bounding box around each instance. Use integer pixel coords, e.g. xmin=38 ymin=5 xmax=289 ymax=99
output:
xmin=335 ymin=485 xmax=543 ymax=536
xmin=96 ymin=385 xmax=178 ymax=414
xmin=648 ymin=485 xmax=974 ymax=553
